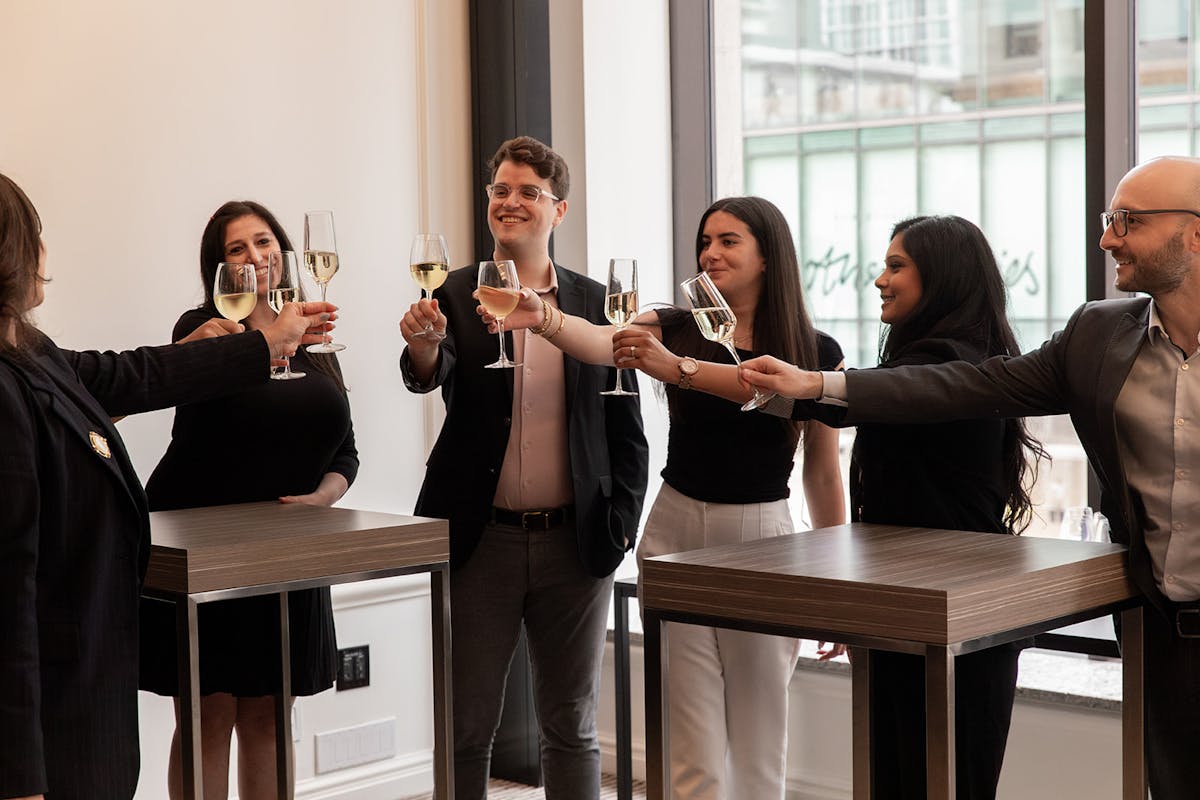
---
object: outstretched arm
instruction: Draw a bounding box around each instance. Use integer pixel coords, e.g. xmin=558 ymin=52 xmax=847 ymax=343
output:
xmin=739 ymin=354 xmax=825 ymax=400
xmin=612 ymin=327 xmax=761 ymax=405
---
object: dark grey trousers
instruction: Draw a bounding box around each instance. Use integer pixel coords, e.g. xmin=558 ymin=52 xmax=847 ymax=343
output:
xmin=1145 ymin=607 xmax=1200 ymax=799
xmin=450 ymin=520 xmax=615 ymax=800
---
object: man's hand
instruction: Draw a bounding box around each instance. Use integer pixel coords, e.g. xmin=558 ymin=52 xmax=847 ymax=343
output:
xmin=739 ymin=355 xmax=824 ymax=400
xmin=261 ymin=301 xmax=337 ymax=360
xmin=175 ymin=318 xmax=243 ymax=343
xmin=399 ymin=298 xmax=447 ymax=351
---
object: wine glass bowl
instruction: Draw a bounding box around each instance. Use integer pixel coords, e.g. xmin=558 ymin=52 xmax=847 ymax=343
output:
xmin=213 ymin=262 xmax=257 ymax=323
xmin=601 ymin=257 xmax=638 ymax=396
xmin=477 ymin=259 xmax=521 ymax=369
xmin=266 ymin=250 xmax=307 ymax=380
xmin=679 ymin=271 xmax=774 ymax=412
xmin=304 ymin=210 xmax=346 ymax=353
xmin=409 ymin=233 xmax=449 ymax=340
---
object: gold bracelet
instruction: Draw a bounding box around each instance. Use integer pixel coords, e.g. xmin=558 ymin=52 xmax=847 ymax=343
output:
xmin=545 ymin=306 xmax=567 ymax=340
xmin=530 ymin=299 xmax=554 ymax=336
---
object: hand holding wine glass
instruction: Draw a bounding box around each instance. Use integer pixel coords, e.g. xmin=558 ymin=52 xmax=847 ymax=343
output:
xmin=214 ymin=262 xmax=257 ymax=324
xmin=476 ymin=259 xmax=522 ymax=369
xmin=680 ymin=271 xmax=774 ymax=411
xmin=601 ymin=257 xmax=638 ymax=396
xmin=266 ymin=251 xmax=306 ymax=380
xmin=304 ymin=210 xmax=346 ymax=353
xmin=409 ymin=234 xmax=449 ymax=340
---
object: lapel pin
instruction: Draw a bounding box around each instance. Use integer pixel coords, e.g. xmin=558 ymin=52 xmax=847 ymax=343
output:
xmin=89 ymin=431 xmax=112 ymax=459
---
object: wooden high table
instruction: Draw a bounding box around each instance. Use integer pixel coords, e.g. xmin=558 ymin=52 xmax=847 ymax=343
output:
xmin=640 ymin=523 xmax=1146 ymax=800
xmin=142 ymin=502 xmax=453 ymax=800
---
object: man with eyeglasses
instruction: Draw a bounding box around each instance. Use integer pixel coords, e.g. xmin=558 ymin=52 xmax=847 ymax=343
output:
xmin=398 ymin=136 xmax=649 ymax=800
xmin=738 ymin=155 xmax=1200 ymax=798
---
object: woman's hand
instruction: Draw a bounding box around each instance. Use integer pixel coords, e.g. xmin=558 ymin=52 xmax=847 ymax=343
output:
xmin=612 ymin=327 xmax=678 ymax=384
xmin=739 ymin=355 xmax=824 ymax=400
xmin=261 ymin=301 xmax=336 ymax=361
xmin=476 ymin=287 xmax=543 ymax=333
xmin=399 ymin=298 xmax=447 ymax=352
xmin=816 ymin=641 xmax=847 ymax=661
xmin=175 ymin=318 xmax=243 ymax=343
xmin=280 ymin=473 xmax=348 ymax=507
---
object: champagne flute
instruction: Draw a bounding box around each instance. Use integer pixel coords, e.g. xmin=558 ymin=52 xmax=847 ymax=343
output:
xmin=680 ymin=271 xmax=774 ymax=411
xmin=477 ymin=259 xmax=522 ymax=369
xmin=266 ymin=251 xmax=307 ymax=380
xmin=409 ymin=233 xmax=449 ymax=340
xmin=304 ymin=210 xmax=346 ymax=353
xmin=601 ymin=257 xmax=639 ymax=396
xmin=213 ymin=262 xmax=257 ymax=324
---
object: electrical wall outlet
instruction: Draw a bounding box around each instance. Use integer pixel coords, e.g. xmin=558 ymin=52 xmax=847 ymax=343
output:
xmin=337 ymin=645 xmax=369 ymax=691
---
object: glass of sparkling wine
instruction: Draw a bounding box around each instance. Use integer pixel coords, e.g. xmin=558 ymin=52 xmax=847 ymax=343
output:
xmin=679 ymin=271 xmax=774 ymax=411
xmin=213 ymin=262 xmax=257 ymax=325
xmin=601 ymin=257 xmax=638 ymax=396
xmin=477 ymin=259 xmax=521 ymax=369
xmin=304 ymin=210 xmax=346 ymax=353
xmin=266 ymin=250 xmax=307 ymax=380
xmin=409 ymin=233 xmax=449 ymax=340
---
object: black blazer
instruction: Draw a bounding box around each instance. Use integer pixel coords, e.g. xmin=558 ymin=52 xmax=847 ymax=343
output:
xmin=0 ymin=331 xmax=269 ymax=799
xmin=839 ymin=298 xmax=1162 ymax=609
xmin=400 ymin=263 xmax=649 ymax=577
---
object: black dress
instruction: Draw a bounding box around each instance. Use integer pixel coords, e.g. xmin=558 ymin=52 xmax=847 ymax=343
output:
xmin=138 ymin=308 xmax=358 ymax=697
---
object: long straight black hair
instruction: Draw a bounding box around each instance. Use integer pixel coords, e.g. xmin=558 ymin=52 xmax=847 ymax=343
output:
xmin=199 ymin=201 xmax=345 ymax=391
xmin=880 ymin=214 xmax=1046 ymax=534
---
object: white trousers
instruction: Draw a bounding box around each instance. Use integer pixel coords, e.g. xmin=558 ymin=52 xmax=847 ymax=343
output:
xmin=638 ymin=483 xmax=801 ymax=800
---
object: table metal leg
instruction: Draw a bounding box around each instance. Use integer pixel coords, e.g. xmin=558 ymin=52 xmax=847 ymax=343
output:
xmin=850 ymin=647 xmax=872 ymax=800
xmin=925 ymin=645 xmax=956 ymax=800
xmin=431 ymin=566 xmax=455 ymax=800
xmin=176 ymin=596 xmax=202 ymax=800
xmin=275 ymin=591 xmax=295 ymax=799
xmin=1121 ymin=606 xmax=1147 ymax=799
xmin=644 ymin=611 xmax=665 ymax=800
xmin=614 ymin=584 xmax=633 ymax=800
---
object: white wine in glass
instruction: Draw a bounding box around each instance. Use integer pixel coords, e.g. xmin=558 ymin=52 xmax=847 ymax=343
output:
xmin=679 ymin=271 xmax=774 ymax=411
xmin=409 ymin=233 xmax=449 ymax=340
xmin=304 ymin=210 xmax=346 ymax=353
xmin=214 ymin=262 xmax=257 ymax=323
xmin=266 ymin=250 xmax=306 ymax=380
xmin=601 ymin=257 xmax=638 ymax=396
xmin=477 ymin=259 xmax=521 ymax=369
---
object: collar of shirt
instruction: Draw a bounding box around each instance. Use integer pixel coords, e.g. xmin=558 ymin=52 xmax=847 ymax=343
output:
xmin=1147 ymin=298 xmax=1200 ymax=352
xmin=527 ymin=262 xmax=560 ymax=298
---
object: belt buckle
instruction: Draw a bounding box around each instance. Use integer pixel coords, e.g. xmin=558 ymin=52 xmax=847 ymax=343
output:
xmin=1177 ymin=608 xmax=1200 ymax=638
xmin=522 ymin=510 xmax=549 ymax=529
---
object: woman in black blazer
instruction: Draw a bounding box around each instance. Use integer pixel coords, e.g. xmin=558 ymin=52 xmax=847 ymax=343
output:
xmin=0 ymin=173 xmax=332 ymax=800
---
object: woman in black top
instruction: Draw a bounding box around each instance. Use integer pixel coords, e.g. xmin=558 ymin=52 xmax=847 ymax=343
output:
xmin=483 ymin=196 xmax=846 ymax=799
xmin=743 ymin=215 xmax=1046 ymax=799
xmin=139 ymin=201 xmax=358 ymax=800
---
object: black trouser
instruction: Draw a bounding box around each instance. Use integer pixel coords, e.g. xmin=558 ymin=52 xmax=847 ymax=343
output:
xmin=868 ymin=643 xmax=1022 ymax=800
xmin=1144 ymin=606 xmax=1200 ymax=799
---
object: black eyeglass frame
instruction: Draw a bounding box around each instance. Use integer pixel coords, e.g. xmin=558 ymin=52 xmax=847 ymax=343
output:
xmin=1100 ymin=208 xmax=1200 ymax=237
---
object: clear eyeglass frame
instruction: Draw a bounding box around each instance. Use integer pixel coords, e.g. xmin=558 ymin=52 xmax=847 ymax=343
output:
xmin=485 ymin=183 xmax=561 ymax=205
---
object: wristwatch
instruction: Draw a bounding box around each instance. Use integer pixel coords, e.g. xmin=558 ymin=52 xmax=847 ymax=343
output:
xmin=677 ymin=356 xmax=699 ymax=390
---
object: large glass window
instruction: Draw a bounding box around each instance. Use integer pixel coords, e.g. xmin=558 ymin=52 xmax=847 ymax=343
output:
xmin=725 ymin=0 xmax=1091 ymax=537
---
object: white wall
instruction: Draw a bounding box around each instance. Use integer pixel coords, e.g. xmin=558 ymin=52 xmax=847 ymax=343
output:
xmin=0 ymin=1 xmax=470 ymax=796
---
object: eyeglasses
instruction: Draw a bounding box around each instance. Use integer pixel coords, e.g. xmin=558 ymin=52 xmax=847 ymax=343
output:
xmin=486 ymin=183 xmax=561 ymax=205
xmin=1099 ymin=208 xmax=1200 ymax=237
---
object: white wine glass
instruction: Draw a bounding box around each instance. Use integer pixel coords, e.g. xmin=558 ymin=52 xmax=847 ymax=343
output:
xmin=679 ymin=271 xmax=774 ymax=412
xmin=601 ymin=257 xmax=638 ymax=396
xmin=477 ymin=259 xmax=521 ymax=369
xmin=409 ymin=233 xmax=449 ymax=340
xmin=213 ymin=262 xmax=257 ymax=324
xmin=266 ymin=251 xmax=307 ymax=380
xmin=304 ymin=210 xmax=346 ymax=353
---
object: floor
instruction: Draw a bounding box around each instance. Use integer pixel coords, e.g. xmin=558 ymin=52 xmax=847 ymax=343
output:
xmin=408 ymin=774 xmax=647 ymax=799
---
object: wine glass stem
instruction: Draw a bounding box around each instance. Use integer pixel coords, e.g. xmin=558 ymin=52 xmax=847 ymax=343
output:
xmin=496 ymin=316 xmax=507 ymax=361
xmin=281 ymin=355 xmax=291 ymax=377
xmin=422 ymin=288 xmax=433 ymax=332
xmin=319 ymin=283 xmax=330 ymax=345
xmin=724 ymin=341 xmax=769 ymax=404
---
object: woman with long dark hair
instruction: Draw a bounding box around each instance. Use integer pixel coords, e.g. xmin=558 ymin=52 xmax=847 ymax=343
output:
xmin=0 ymin=174 xmax=329 ymax=800
xmin=139 ymin=201 xmax=358 ymax=800
xmin=475 ymin=196 xmax=846 ymax=799
xmin=743 ymin=214 xmax=1047 ymax=799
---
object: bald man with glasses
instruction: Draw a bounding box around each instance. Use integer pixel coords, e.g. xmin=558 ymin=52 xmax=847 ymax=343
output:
xmin=739 ymin=156 xmax=1200 ymax=798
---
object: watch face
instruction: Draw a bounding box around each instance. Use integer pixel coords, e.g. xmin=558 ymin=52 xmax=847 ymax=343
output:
xmin=680 ymin=357 xmax=699 ymax=375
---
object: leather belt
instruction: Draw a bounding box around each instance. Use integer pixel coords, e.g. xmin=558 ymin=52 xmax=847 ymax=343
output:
xmin=490 ymin=505 xmax=574 ymax=530
xmin=1176 ymin=600 xmax=1200 ymax=638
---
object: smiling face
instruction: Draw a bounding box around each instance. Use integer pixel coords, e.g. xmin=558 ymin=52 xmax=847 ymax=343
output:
xmin=876 ymin=233 xmax=924 ymax=325
xmin=1099 ymin=158 xmax=1200 ymax=296
xmin=487 ymin=160 xmax=566 ymax=259
xmin=698 ymin=210 xmax=766 ymax=303
xmin=222 ymin=214 xmax=278 ymax=296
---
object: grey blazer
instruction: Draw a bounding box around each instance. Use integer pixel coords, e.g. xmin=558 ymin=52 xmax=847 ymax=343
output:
xmin=841 ymin=297 xmax=1159 ymax=608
